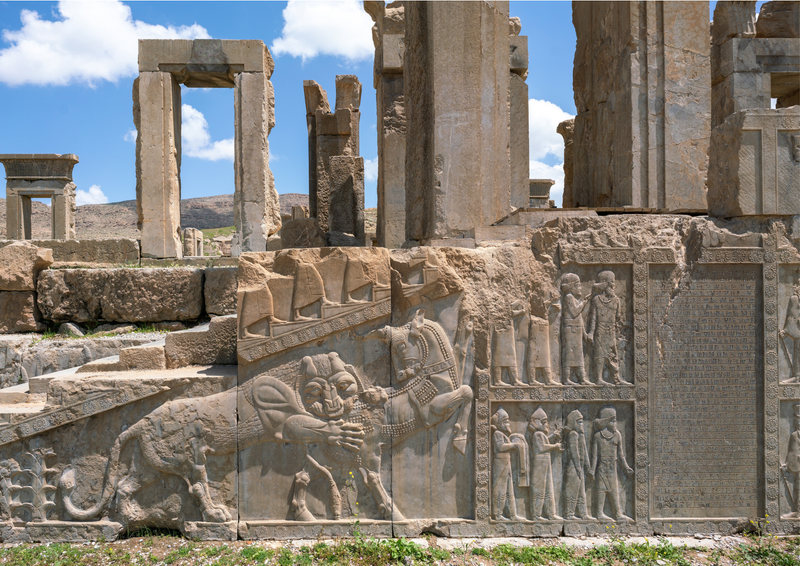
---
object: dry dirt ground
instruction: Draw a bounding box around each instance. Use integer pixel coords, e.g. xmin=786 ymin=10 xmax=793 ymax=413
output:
xmin=0 ymin=533 xmax=797 ymax=566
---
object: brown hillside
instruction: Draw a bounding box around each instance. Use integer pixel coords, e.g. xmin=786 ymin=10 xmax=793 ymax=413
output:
xmin=0 ymin=193 xmax=309 ymax=240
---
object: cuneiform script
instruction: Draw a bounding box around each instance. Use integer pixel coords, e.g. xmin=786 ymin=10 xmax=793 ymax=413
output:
xmin=649 ymin=265 xmax=760 ymax=518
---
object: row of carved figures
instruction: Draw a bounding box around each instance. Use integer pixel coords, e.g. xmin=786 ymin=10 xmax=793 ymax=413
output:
xmin=491 ymin=406 xmax=632 ymax=522
xmin=493 ymin=271 xmax=630 ymax=387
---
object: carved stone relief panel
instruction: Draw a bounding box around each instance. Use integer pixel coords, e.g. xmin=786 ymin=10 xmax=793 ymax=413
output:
xmin=237 ymin=247 xmax=396 ymax=539
xmin=0 ymin=368 xmax=238 ymax=542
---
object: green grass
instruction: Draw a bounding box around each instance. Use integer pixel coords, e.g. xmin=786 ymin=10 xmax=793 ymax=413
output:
xmin=0 ymin=536 xmax=797 ymax=566
xmin=202 ymin=226 xmax=236 ymax=240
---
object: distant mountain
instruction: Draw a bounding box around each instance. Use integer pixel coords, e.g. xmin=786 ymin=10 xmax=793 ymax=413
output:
xmin=0 ymin=193 xmax=309 ymax=240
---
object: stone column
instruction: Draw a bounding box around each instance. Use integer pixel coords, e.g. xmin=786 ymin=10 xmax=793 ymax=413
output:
xmin=233 ymin=70 xmax=281 ymax=256
xmin=311 ymin=75 xmax=364 ymax=242
xmin=404 ymin=0 xmax=512 ymax=242
xmin=509 ymin=17 xmax=530 ymax=210
xmin=557 ymin=118 xmax=575 ymax=208
xmin=136 ymin=72 xmax=183 ymax=259
xmin=303 ymin=80 xmax=331 ymax=219
xmin=572 ymin=1 xmax=710 ymax=211
xmin=366 ymin=1 xmax=407 ymax=248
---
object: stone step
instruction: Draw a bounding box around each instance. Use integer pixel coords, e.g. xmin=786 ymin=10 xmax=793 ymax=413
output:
xmin=29 ymin=366 xmax=79 ymax=395
xmin=0 ymin=383 xmax=30 ymax=404
xmin=119 ymin=339 xmax=166 ymax=371
xmin=75 ymin=355 xmax=124 ymax=373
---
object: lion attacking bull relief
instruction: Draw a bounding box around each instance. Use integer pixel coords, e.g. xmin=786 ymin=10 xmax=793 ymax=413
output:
xmin=60 ymin=309 xmax=472 ymax=526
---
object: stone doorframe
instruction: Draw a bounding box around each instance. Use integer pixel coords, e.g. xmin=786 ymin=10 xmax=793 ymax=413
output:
xmin=0 ymin=154 xmax=78 ymax=241
xmin=134 ymin=39 xmax=281 ymax=259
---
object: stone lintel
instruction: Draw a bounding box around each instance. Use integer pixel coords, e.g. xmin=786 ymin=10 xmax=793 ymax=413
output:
xmin=139 ymin=39 xmax=274 ymax=78
xmin=0 ymin=154 xmax=79 ymax=181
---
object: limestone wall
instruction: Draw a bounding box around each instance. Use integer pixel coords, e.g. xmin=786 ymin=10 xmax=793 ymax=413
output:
xmin=2 ymin=216 xmax=800 ymax=540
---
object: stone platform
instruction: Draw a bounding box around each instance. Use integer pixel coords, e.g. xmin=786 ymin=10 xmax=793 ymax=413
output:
xmin=0 ymin=216 xmax=798 ymax=541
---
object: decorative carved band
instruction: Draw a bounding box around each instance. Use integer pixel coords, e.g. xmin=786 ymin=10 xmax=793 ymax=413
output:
xmin=239 ymin=297 xmax=392 ymax=363
xmin=0 ymin=384 xmax=168 ymax=447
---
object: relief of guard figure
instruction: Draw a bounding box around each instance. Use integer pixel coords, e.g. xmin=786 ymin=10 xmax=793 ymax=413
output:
xmin=560 ymin=274 xmax=591 ymax=385
xmin=587 ymin=271 xmax=628 ymax=385
xmin=590 ymin=407 xmax=633 ymax=521
xmin=780 ymin=277 xmax=800 ymax=384
xmin=491 ymin=407 xmax=527 ymax=521
xmin=527 ymin=293 xmax=561 ymax=386
xmin=492 ymin=302 xmax=527 ymax=386
xmin=781 ymin=404 xmax=800 ymax=516
xmin=528 ymin=407 xmax=563 ymax=520
xmin=563 ymin=409 xmax=593 ymax=520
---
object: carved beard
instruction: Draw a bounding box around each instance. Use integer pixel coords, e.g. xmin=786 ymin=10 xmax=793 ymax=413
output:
xmin=307 ymin=397 xmax=351 ymax=420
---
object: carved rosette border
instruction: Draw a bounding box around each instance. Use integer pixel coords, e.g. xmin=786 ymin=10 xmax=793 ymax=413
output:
xmin=763 ymin=233 xmax=781 ymax=521
xmin=239 ymin=298 xmax=392 ymax=362
xmin=0 ymin=384 xmax=167 ymax=447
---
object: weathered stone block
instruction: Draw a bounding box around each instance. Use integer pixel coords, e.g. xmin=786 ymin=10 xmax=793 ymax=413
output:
xmin=165 ymin=315 xmax=236 ymax=368
xmin=509 ymin=34 xmax=528 ymax=75
xmin=0 ymin=292 xmax=44 ymax=333
xmin=280 ymin=218 xmax=326 ymax=249
xmin=0 ymin=239 xmax=140 ymax=265
xmin=0 ymin=241 xmax=53 ymax=291
xmin=183 ymin=228 xmax=204 ymax=257
xmin=571 ymin=1 xmax=709 ymax=210
xmin=404 ymin=0 xmax=513 ymax=240
xmin=708 ymin=108 xmax=800 ymax=217
xmin=510 ymin=73 xmax=530 ymax=209
xmin=756 ymin=1 xmax=800 ymax=38
xmin=118 ymin=340 xmax=166 ymax=371
xmin=37 ymin=268 xmax=204 ymax=323
xmin=137 ymin=71 xmax=183 ymax=259
xmin=234 ymin=70 xmax=281 ymax=253
xmin=204 ymin=267 xmax=237 ymax=316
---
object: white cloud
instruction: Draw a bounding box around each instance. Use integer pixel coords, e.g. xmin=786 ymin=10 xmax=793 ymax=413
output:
xmin=530 ymin=160 xmax=565 ymax=208
xmin=76 ymin=184 xmax=109 ymax=206
xmin=529 ymin=99 xmax=574 ymax=161
xmin=270 ymin=0 xmax=374 ymax=62
xmin=364 ymin=157 xmax=378 ymax=182
xmin=0 ymin=0 xmax=210 ymax=87
xmin=123 ymin=129 xmax=137 ymax=143
xmin=181 ymin=104 xmax=234 ymax=162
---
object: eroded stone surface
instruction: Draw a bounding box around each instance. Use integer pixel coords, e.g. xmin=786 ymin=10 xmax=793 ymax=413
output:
xmin=37 ymin=268 xmax=204 ymax=323
xmin=708 ymin=108 xmax=800 ymax=217
xmin=0 ymin=239 xmax=140 ymax=266
xmin=0 ymin=241 xmax=53 ymax=292
xmin=0 ymin=292 xmax=43 ymax=334
xmin=204 ymin=267 xmax=237 ymax=316
xmin=572 ymin=2 xmax=710 ymax=210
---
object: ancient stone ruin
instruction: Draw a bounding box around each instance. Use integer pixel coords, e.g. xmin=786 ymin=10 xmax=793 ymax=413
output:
xmin=0 ymin=0 xmax=798 ymax=544
xmin=0 ymin=154 xmax=78 ymax=241
xmin=304 ymin=76 xmax=365 ymax=246
xmin=134 ymin=39 xmax=281 ymax=259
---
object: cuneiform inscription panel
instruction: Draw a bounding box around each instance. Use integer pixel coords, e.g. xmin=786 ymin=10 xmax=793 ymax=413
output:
xmin=649 ymin=265 xmax=761 ymax=518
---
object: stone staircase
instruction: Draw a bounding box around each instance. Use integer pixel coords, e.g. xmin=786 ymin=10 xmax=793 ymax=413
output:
xmin=0 ymin=315 xmax=237 ymax=424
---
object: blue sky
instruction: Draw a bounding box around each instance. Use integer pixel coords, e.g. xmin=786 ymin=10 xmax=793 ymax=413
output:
xmin=0 ymin=1 xmax=578 ymax=211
